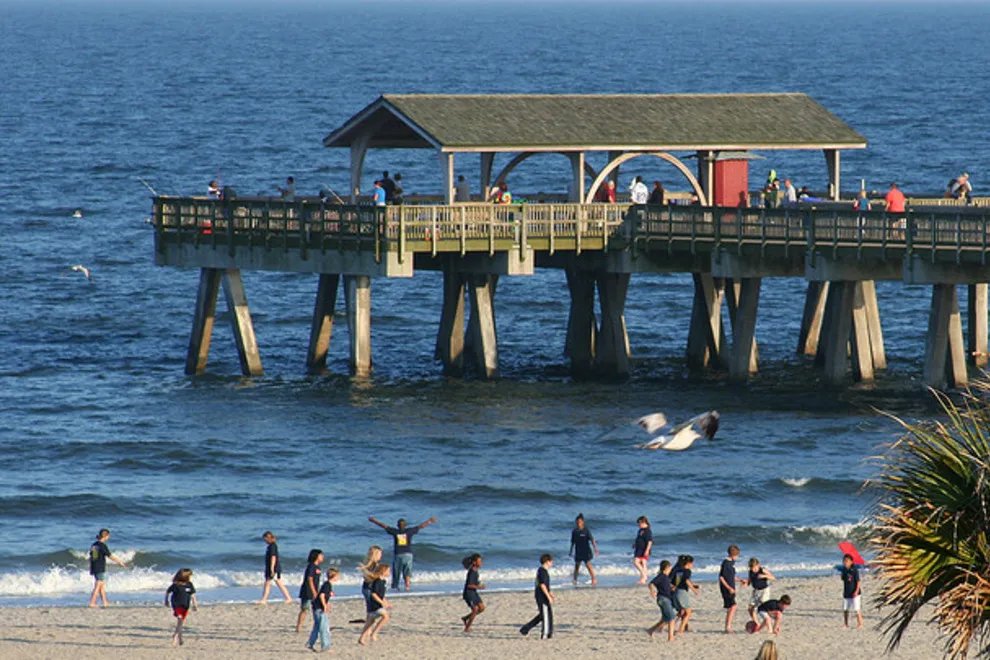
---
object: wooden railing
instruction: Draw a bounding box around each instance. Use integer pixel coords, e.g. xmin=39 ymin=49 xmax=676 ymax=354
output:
xmin=153 ymin=196 xmax=990 ymax=265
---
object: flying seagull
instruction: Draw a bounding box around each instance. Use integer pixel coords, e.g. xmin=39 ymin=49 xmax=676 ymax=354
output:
xmin=70 ymin=265 xmax=92 ymax=280
xmin=71 ymin=209 xmax=84 ymax=218
xmin=635 ymin=411 xmax=720 ymax=451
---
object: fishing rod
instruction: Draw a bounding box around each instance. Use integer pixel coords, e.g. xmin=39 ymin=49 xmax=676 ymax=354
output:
xmin=137 ymin=177 xmax=159 ymax=196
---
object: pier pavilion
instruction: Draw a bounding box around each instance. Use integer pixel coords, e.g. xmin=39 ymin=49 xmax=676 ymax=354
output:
xmin=153 ymin=93 xmax=990 ymax=390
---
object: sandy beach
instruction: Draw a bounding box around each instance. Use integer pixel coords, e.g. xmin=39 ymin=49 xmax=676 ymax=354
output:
xmin=0 ymin=576 xmax=947 ymax=659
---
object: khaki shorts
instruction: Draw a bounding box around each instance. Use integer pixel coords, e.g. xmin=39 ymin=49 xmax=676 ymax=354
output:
xmin=750 ymin=588 xmax=770 ymax=607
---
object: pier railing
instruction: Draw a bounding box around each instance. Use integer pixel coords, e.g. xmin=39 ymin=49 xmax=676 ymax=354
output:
xmin=153 ymin=196 xmax=990 ymax=265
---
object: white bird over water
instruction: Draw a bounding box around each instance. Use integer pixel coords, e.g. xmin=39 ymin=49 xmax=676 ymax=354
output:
xmin=635 ymin=411 xmax=720 ymax=451
xmin=71 ymin=209 xmax=83 ymax=218
xmin=70 ymin=265 xmax=92 ymax=280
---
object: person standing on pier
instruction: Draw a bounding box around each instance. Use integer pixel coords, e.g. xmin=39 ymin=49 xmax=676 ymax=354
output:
xmin=783 ymin=179 xmax=798 ymax=207
xmin=947 ymin=172 xmax=973 ymax=203
xmin=392 ymin=173 xmax=405 ymax=205
xmin=368 ymin=515 xmax=437 ymax=591
xmin=381 ymin=171 xmax=396 ymax=202
xmin=277 ymin=176 xmax=296 ymax=202
xmin=372 ymin=180 xmax=387 ymax=207
xmin=884 ymin=182 xmax=907 ymax=229
xmin=87 ymin=528 xmax=128 ymax=608
xmin=455 ymin=175 xmax=471 ymax=202
xmin=629 ymin=176 xmax=649 ymax=204
xmin=208 ymin=180 xmax=222 ymax=199
xmin=647 ymin=181 xmax=665 ymax=205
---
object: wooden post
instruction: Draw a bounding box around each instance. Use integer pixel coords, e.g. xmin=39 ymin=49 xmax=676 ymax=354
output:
xmin=968 ymin=283 xmax=988 ymax=367
xmin=860 ymin=280 xmax=886 ymax=370
xmin=924 ymin=284 xmax=967 ymax=389
xmin=686 ymin=273 xmax=724 ymax=370
xmin=727 ymin=278 xmax=761 ymax=382
xmin=822 ymin=282 xmax=854 ymax=384
xmin=480 ymin=152 xmax=494 ymax=201
xmin=185 ymin=268 xmax=222 ymax=375
xmin=344 ymin=275 xmax=372 ymax=377
xmin=595 ymin=273 xmax=631 ymax=377
xmin=569 ymin=152 xmax=586 ymax=202
xmin=440 ymin=152 xmax=455 ymax=204
xmin=850 ymin=281 xmax=875 ymax=382
xmin=436 ymin=267 xmax=466 ymax=377
xmin=467 ymin=274 xmax=499 ymax=379
xmin=797 ymin=281 xmax=828 ymax=356
xmin=824 ymin=149 xmax=841 ymax=200
xmin=565 ymin=268 xmax=597 ymax=376
xmin=221 ymin=269 xmax=263 ymax=377
xmin=306 ymin=273 xmax=340 ymax=374
xmin=726 ymin=278 xmax=759 ymax=374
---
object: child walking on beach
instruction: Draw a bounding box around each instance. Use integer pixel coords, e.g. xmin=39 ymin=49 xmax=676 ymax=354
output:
xmin=672 ymin=555 xmax=700 ymax=633
xmin=647 ymin=560 xmax=677 ymax=641
xmin=755 ymin=594 xmax=791 ymax=635
xmin=747 ymin=557 xmax=776 ymax=625
xmin=306 ymin=567 xmax=338 ymax=652
xmin=569 ymin=513 xmax=599 ymax=585
xmin=296 ymin=549 xmax=324 ymax=633
xmin=719 ymin=544 xmax=744 ymax=633
xmin=358 ymin=565 xmax=392 ymax=646
xmin=87 ymin=528 xmax=128 ymax=608
xmin=259 ymin=531 xmax=293 ymax=604
xmin=165 ymin=568 xmax=198 ymax=647
xmin=632 ymin=517 xmax=653 ymax=584
xmin=841 ymin=553 xmax=863 ymax=629
xmin=520 ymin=554 xmax=555 ymax=639
xmin=461 ymin=553 xmax=486 ymax=632
xmin=358 ymin=545 xmax=383 ymax=603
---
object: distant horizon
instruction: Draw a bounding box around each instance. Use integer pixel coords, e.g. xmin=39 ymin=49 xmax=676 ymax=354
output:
xmin=3 ymin=0 xmax=988 ymax=6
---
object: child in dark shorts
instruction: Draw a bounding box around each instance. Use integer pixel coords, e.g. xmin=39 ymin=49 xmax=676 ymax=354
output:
xmin=569 ymin=513 xmax=599 ymax=585
xmin=647 ymin=560 xmax=677 ymax=641
xmin=719 ymin=544 xmax=745 ymax=633
xmin=165 ymin=568 xmax=198 ymax=647
xmin=460 ymin=553 xmax=486 ymax=632
xmin=358 ymin=565 xmax=392 ymax=646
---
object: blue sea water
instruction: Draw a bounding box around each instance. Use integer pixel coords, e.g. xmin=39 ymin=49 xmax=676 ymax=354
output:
xmin=0 ymin=0 xmax=988 ymax=606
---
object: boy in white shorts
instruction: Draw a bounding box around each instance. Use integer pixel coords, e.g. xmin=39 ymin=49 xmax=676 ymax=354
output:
xmin=840 ymin=553 xmax=863 ymax=628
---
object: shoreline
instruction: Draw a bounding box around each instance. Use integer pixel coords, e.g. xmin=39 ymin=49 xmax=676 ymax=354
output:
xmin=0 ymin=576 xmax=946 ymax=659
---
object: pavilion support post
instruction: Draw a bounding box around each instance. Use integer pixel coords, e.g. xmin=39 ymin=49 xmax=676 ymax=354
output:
xmin=696 ymin=150 xmax=715 ymax=204
xmin=924 ymin=284 xmax=967 ymax=389
xmin=569 ymin=152 xmax=586 ymax=202
xmin=595 ymin=273 xmax=631 ymax=378
xmin=564 ymin=268 xmax=597 ymax=377
xmin=306 ymin=273 xmax=340 ymax=374
xmin=344 ymin=275 xmax=372 ymax=377
xmin=349 ymin=133 xmax=371 ymax=203
xmin=824 ymin=149 xmax=841 ymax=200
xmin=185 ymin=268 xmax=223 ymax=375
xmin=436 ymin=266 xmax=467 ymax=377
xmin=822 ymin=282 xmax=855 ymax=384
xmin=860 ymin=280 xmax=886 ymax=370
xmin=467 ymin=274 xmax=499 ymax=379
xmin=797 ymin=281 xmax=829 ymax=356
xmin=726 ymin=278 xmax=759 ymax=374
xmin=480 ymin=152 xmax=494 ymax=201
xmin=686 ymin=273 xmax=725 ymax=371
xmin=727 ymin=278 xmax=761 ymax=382
xmin=850 ymin=282 xmax=875 ymax=382
xmin=968 ymin=283 xmax=988 ymax=367
xmin=440 ymin=152 xmax=455 ymax=204
xmin=221 ymin=269 xmax=263 ymax=377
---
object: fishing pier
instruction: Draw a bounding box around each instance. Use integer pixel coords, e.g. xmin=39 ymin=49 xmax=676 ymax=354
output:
xmin=152 ymin=94 xmax=990 ymax=390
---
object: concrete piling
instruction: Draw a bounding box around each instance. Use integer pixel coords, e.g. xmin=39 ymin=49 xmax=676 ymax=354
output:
xmin=306 ymin=273 xmax=340 ymax=374
xmin=344 ymin=275 xmax=372 ymax=377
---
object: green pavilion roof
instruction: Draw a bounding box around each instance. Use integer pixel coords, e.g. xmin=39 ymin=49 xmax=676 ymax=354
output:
xmin=323 ymin=93 xmax=867 ymax=152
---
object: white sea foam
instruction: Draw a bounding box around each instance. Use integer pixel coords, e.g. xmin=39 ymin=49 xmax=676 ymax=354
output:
xmin=782 ymin=477 xmax=812 ymax=487
xmin=791 ymin=520 xmax=867 ymax=539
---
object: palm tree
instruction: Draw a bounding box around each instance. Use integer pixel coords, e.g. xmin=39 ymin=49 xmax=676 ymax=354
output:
xmin=870 ymin=383 xmax=990 ymax=658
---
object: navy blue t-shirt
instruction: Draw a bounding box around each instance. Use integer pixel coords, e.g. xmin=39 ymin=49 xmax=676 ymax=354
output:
xmin=650 ymin=572 xmax=673 ymax=600
xmin=674 ymin=567 xmax=692 ymax=591
xmin=386 ymin=526 xmax=420 ymax=555
xmin=759 ymin=599 xmax=784 ymax=613
xmin=719 ymin=558 xmax=736 ymax=594
xmin=367 ymin=578 xmax=387 ymax=612
xmin=750 ymin=568 xmax=770 ymax=590
xmin=534 ymin=566 xmax=551 ymax=604
xmin=841 ymin=566 xmax=860 ymax=599
xmin=463 ymin=568 xmax=479 ymax=597
xmin=571 ymin=527 xmax=595 ymax=560
xmin=312 ymin=580 xmax=334 ymax=612
xmin=299 ymin=563 xmax=322 ymax=600
xmin=166 ymin=582 xmax=196 ymax=609
xmin=265 ymin=542 xmax=281 ymax=578
xmin=633 ymin=528 xmax=653 ymax=557
xmin=89 ymin=541 xmax=110 ymax=575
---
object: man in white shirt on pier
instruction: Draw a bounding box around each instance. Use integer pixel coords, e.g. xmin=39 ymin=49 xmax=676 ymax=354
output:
xmin=629 ymin=176 xmax=649 ymax=204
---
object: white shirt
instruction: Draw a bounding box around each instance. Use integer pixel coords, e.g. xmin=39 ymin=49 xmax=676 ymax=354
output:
xmin=784 ymin=183 xmax=797 ymax=204
xmin=630 ymin=180 xmax=649 ymax=204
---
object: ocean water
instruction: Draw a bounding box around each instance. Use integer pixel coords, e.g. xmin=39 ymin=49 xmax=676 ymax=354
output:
xmin=0 ymin=0 xmax=988 ymax=606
